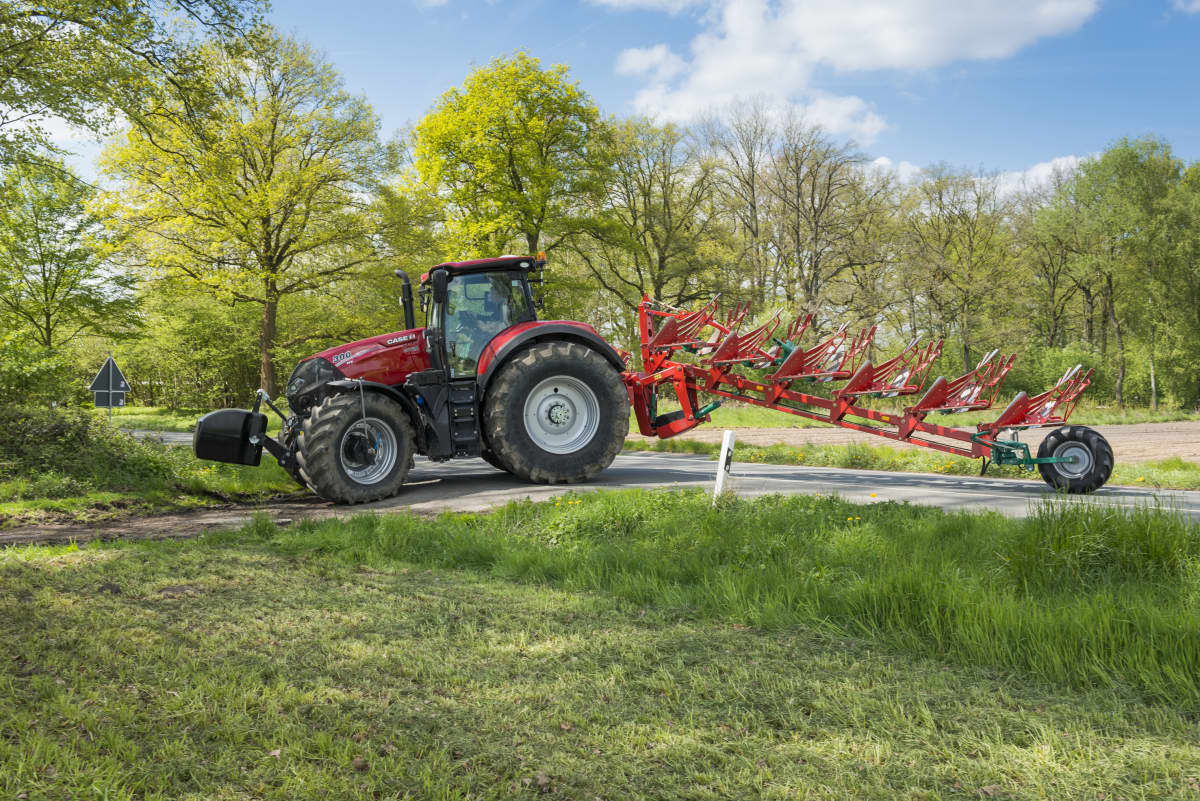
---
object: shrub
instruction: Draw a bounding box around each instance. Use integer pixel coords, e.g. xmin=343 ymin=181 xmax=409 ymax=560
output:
xmin=0 ymin=404 xmax=176 ymax=492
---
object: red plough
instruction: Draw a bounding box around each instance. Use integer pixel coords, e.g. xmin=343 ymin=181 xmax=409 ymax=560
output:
xmin=623 ymin=296 xmax=1113 ymax=492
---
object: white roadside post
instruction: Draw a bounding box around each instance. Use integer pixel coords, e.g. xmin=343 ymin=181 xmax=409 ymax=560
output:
xmin=713 ymin=430 xmax=736 ymax=503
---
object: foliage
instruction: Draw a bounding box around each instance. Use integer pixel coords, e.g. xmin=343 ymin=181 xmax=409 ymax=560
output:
xmin=0 ymin=404 xmax=297 ymax=525
xmin=414 ymin=51 xmax=603 ymax=256
xmin=0 ymin=159 xmax=134 ymax=348
xmin=101 ymin=27 xmax=390 ymax=395
xmin=0 ymin=0 xmax=261 ymax=166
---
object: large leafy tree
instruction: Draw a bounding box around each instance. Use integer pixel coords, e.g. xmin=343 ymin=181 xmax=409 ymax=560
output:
xmin=102 ymin=28 xmax=389 ymax=396
xmin=573 ymin=118 xmax=728 ymax=317
xmin=413 ymin=51 xmax=603 ymax=256
xmin=0 ymin=0 xmax=261 ymax=166
xmin=0 ymin=159 xmax=133 ymax=348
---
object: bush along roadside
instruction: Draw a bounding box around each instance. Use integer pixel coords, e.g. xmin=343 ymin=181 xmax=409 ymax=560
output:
xmin=0 ymin=405 xmax=299 ymax=525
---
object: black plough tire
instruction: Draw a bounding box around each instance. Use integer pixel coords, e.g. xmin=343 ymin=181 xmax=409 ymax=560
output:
xmin=483 ymin=341 xmax=629 ymax=484
xmin=1036 ymin=425 xmax=1114 ymax=493
xmin=295 ymin=392 xmax=415 ymax=504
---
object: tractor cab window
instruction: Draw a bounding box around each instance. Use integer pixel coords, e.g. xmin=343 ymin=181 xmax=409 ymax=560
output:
xmin=441 ymin=271 xmax=534 ymax=377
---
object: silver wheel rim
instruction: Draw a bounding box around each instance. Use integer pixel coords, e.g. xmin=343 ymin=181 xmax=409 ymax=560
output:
xmin=523 ymin=375 xmax=600 ymax=455
xmin=1051 ymin=441 xmax=1093 ymax=480
xmin=339 ymin=417 xmax=398 ymax=485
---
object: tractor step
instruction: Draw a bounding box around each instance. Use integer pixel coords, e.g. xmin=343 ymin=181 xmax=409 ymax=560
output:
xmin=448 ymin=379 xmax=481 ymax=458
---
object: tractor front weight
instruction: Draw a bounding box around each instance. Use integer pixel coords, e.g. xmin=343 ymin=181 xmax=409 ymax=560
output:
xmin=623 ymin=296 xmax=1111 ymax=493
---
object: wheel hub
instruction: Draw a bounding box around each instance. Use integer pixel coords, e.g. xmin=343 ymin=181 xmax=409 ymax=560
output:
xmin=338 ymin=417 xmax=398 ymax=485
xmin=1051 ymin=441 xmax=1093 ymax=480
xmin=523 ymin=376 xmax=600 ymax=455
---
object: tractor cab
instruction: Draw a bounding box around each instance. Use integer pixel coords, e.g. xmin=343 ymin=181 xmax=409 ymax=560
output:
xmin=420 ymin=255 xmax=541 ymax=378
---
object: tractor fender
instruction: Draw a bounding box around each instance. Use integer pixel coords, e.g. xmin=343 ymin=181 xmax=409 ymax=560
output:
xmin=322 ymin=378 xmax=427 ymax=452
xmin=476 ymin=322 xmax=625 ymax=393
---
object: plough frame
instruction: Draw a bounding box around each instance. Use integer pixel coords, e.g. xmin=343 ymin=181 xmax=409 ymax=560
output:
xmin=623 ymin=296 xmax=1101 ymax=482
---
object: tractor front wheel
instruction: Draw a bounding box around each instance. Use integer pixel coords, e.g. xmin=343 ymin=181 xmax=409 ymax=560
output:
xmin=1036 ymin=425 xmax=1113 ymax=493
xmin=482 ymin=341 xmax=628 ymax=484
xmin=295 ymin=392 xmax=415 ymax=503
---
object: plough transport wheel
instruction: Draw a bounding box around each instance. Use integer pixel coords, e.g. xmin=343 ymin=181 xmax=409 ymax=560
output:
xmin=1037 ymin=425 xmax=1114 ymax=494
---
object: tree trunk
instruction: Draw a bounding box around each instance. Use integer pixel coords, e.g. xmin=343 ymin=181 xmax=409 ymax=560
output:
xmin=260 ymin=289 xmax=278 ymax=397
xmin=1149 ymin=324 xmax=1158 ymax=412
xmin=1106 ymin=297 xmax=1125 ymax=408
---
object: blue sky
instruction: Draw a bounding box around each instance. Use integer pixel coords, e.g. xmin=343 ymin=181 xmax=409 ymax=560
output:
xmin=265 ymin=0 xmax=1200 ymax=180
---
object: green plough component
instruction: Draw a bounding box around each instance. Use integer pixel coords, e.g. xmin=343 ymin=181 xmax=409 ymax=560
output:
xmin=971 ymin=432 xmax=1073 ymax=470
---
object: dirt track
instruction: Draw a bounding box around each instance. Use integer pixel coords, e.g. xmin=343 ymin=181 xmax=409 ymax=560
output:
xmin=631 ymin=421 xmax=1200 ymax=464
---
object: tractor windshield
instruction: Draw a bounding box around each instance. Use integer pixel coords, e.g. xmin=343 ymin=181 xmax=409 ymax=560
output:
xmin=440 ymin=271 xmax=533 ymax=377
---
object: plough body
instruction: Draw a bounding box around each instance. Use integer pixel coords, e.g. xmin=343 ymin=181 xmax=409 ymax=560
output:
xmin=623 ymin=296 xmax=1111 ymax=492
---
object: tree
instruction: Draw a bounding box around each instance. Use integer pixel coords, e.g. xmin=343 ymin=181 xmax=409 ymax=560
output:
xmin=902 ymin=167 xmax=1012 ymax=372
xmin=101 ymin=29 xmax=389 ymax=395
xmin=413 ymin=52 xmax=603 ymax=256
xmin=1068 ymin=137 xmax=1181 ymax=407
xmin=700 ymin=98 xmax=778 ymax=305
xmin=0 ymin=159 xmax=133 ymax=348
xmin=0 ymin=0 xmax=261 ymax=166
xmin=764 ymin=114 xmax=892 ymax=317
xmin=572 ymin=118 xmax=729 ymax=320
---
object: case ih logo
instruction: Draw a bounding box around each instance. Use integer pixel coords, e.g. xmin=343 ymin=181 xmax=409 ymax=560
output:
xmin=385 ymin=333 xmax=417 ymax=346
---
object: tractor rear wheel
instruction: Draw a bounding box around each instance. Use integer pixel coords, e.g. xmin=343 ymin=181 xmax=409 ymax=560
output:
xmin=1036 ymin=425 xmax=1113 ymax=493
xmin=479 ymin=448 xmax=512 ymax=474
xmin=482 ymin=341 xmax=628 ymax=484
xmin=295 ymin=392 xmax=415 ymax=503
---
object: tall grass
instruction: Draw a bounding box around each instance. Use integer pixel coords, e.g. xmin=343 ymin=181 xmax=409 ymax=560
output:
xmin=259 ymin=489 xmax=1200 ymax=707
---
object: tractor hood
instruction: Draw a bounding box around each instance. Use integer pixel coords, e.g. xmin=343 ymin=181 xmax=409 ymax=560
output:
xmin=307 ymin=327 xmax=430 ymax=386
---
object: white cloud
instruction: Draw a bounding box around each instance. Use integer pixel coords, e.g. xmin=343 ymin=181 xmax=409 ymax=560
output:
xmin=416 ymin=0 xmax=448 ymax=7
xmin=872 ymin=156 xmax=922 ymax=183
xmin=997 ymin=154 xmax=1084 ymax=196
xmin=590 ymin=0 xmax=700 ymax=11
xmin=615 ymin=43 xmax=687 ymax=82
xmin=1173 ymin=0 xmax=1200 ymax=12
xmin=614 ymin=0 xmax=1100 ymax=144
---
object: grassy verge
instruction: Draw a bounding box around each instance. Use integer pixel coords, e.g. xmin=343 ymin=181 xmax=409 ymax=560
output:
xmin=624 ymin=437 xmax=1200 ymax=490
xmin=2 ymin=498 xmax=1199 ymax=800
xmin=102 ymin=405 xmax=285 ymax=435
xmin=1 ymin=406 xmax=299 ymax=528
xmin=635 ymin=399 xmax=1200 ymax=430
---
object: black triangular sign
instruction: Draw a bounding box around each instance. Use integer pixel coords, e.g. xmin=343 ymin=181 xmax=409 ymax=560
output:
xmin=89 ymin=356 xmax=129 ymax=392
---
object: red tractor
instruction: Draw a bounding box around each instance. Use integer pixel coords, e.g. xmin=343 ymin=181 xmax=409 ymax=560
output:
xmin=196 ymin=253 xmax=1115 ymax=502
xmin=194 ymin=255 xmax=630 ymax=503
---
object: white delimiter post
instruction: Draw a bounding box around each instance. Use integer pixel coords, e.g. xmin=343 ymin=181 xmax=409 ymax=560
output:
xmin=713 ymin=430 xmax=736 ymax=503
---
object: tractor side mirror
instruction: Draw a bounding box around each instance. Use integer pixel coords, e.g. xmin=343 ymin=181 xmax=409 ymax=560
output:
xmin=431 ymin=268 xmax=448 ymax=306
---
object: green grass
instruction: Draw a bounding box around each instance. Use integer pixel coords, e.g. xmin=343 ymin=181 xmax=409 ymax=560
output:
xmin=0 ymin=405 xmax=299 ymax=528
xmin=624 ymin=438 xmax=1200 ymax=490
xmin=3 ymin=497 xmax=1200 ymax=800
xmin=102 ymin=405 xmax=284 ymax=435
xmin=634 ymin=399 xmax=1200 ymax=430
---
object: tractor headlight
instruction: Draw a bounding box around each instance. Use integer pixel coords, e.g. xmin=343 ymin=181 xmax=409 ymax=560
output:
xmin=285 ymin=357 xmax=342 ymax=407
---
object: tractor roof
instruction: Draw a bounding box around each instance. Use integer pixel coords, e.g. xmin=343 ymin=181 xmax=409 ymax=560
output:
xmin=419 ymin=255 xmax=537 ymax=284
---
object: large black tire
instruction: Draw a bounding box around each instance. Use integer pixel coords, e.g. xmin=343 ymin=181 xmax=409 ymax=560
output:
xmin=482 ymin=341 xmax=628 ymax=484
xmin=479 ymin=448 xmax=512 ymax=474
xmin=295 ymin=392 xmax=415 ymax=504
xmin=1036 ymin=425 xmax=1114 ymax=493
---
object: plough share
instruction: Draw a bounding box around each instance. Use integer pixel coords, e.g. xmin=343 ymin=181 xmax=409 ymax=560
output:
xmin=625 ymin=296 xmax=1114 ymax=493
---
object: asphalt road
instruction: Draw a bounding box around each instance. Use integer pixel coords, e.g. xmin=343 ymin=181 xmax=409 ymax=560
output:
xmin=366 ymin=451 xmax=1200 ymax=520
xmin=129 ymin=430 xmax=1200 ymax=520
